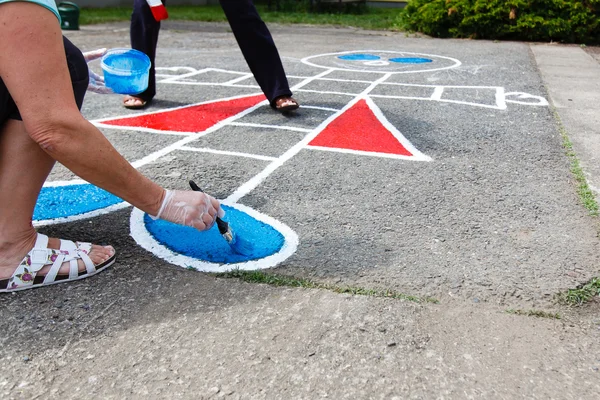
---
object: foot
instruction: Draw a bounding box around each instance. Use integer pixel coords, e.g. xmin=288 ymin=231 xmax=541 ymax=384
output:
xmin=0 ymin=233 xmax=115 ymax=289
xmin=272 ymin=96 xmax=299 ymax=112
xmin=123 ymin=96 xmax=148 ymax=109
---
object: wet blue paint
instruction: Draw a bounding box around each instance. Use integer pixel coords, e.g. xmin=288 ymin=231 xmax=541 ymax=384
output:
xmin=389 ymin=57 xmax=433 ymax=64
xmin=144 ymin=205 xmax=285 ymax=263
xmin=338 ymin=54 xmax=381 ymax=61
xmin=33 ymin=184 xmax=122 ymax=221
xmin=101 ymin=49 xmax=150 ymax=95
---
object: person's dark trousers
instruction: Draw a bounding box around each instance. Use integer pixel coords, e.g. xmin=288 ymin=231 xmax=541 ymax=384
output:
xmin=130 ymin=0 xmax=163 ymax=102
xmin=219 ymin=0 xmax=292 ymax=106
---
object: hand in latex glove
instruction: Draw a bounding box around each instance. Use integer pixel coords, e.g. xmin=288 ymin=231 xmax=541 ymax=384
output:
xmin=152 ymin=190 xmax=224 ymax=231
xmin=82 ymin=48 xmax=113 ymax=94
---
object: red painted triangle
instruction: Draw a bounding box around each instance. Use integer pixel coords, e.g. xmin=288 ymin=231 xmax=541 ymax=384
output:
xmin=101 ymin=94 xmax=266 ymax=132
xmin=308 ymin=99 xmax=413 ymax=156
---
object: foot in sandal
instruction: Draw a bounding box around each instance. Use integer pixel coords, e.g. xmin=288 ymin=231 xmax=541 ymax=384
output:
xmin=272 ymin=96 xmax=300 ymax=112
xmin=0 ymin=233 xmax=116 ymax=292
xmin=123 ymin=95 xmax=150 ymax=110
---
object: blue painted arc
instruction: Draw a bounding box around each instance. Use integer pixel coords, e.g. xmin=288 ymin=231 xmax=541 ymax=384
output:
xmin=143 ymin=205 xmax=285 ymax=264
xmin=34 ymin=184 xmax=123 ymax=221
xmin=389 ymin=57 xmax=433 ymax=64
xmin=338 ymin=54 xmax=381 ymax=61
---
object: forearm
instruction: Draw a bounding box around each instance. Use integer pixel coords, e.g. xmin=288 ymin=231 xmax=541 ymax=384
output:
xmin=34 ymin=115 xmax=165 ymax=216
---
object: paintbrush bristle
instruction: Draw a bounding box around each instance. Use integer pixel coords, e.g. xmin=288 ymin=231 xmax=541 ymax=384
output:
xmin=225 ymin=226 xmax=254 ymax=256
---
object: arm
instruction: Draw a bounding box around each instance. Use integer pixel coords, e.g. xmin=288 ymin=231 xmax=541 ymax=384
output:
xmin=0 ymin=3 xmax=219 ymax=229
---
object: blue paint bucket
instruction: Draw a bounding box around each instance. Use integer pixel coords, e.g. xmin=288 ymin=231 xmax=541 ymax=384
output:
xmin=101 ymin=48 xmax=151 ymax=95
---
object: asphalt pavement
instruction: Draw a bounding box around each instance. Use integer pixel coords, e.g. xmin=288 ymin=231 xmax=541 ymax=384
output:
xmin=1 ymin=22 xmax=599 ymax=399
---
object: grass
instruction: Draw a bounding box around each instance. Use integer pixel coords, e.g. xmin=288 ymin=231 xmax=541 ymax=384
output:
xmin=556 ymin=277 xmax=600 ymax=306
xmin=213 ymin=269 xmax=439 ymax=304
xmin=505 ymin=308 xmax=561 ymax=320
xmin=551 ymin=109 xmax=600 ymax=217
xmin=79 ymin=4 xmax=402 ymax=31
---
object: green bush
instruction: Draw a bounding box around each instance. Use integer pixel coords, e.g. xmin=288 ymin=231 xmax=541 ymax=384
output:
xmin=398 ymin=0 xmax=600 ymax=44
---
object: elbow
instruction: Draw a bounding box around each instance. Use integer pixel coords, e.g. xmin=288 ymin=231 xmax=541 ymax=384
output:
xmin=26 ymin=114 xmax=86 ymax=154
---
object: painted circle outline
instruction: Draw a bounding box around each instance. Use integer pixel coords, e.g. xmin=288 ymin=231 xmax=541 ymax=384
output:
xmin=130 ymin=204 xmax=299 ymax=273
xmin=301 ymin=50 xmax=461 ymax=74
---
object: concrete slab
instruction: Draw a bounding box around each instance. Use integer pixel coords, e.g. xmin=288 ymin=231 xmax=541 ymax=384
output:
xmin=531 ymin=44 xmax=600 ymax=201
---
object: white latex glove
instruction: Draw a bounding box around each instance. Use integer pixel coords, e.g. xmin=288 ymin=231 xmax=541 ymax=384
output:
xmin=151 ymin=190 xmax=224 ymax=231
xmin=82 ymin=48 xmax=113 ymax=94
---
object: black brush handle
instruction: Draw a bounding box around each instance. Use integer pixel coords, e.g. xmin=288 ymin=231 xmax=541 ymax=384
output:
xmin=189 ymin=180 xmax=228 ymax=235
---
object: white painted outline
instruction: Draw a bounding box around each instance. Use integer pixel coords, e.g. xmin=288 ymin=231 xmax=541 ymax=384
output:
xmin=305 ymin=96 xmax=431 ymax=162
xmin=129 ymin=204 xmax=299 ymax=272
xmin=179 ymin=146 xmax=277 ymax=162
xmin=302 ymin=50 xmax=462 ymax=74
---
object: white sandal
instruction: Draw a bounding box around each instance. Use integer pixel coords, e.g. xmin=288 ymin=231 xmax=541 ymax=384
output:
xmin=0 ymin=233 xmax=116 ymax=293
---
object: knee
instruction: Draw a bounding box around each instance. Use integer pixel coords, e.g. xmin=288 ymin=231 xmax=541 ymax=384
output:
xmin=63 ymin=37 xmax=88 ymax=110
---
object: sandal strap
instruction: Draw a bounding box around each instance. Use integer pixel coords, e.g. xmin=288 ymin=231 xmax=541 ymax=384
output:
xmin=60 ymin=239 xmax=95 ymax=275
xmin=42 ymin=252 xmax=69 ymax=284
xmin=5 ymin=234 xmax=99 ymax=290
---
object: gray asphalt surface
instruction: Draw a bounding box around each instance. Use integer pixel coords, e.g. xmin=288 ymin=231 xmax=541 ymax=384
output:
xmin=1 ymin=22 xmax=599 ymax=399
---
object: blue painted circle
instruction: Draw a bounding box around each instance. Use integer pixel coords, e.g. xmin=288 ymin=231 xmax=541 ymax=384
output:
xmin=338 ymin=54 xmax=381 ymax=61
xmin=34 ymin=184 xmax=122 ymax=221
xmin=144 ymin=205 xmax=285 ymax=264
xmin=389 ymin=57 xmax=433 ymax=64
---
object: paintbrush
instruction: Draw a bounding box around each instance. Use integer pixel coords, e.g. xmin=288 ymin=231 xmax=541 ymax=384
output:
xmin=189 ymin=180 xmax=254 ymax=256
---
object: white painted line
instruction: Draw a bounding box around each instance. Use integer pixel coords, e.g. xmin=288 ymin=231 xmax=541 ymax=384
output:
xmin=504 ymin=92 xmax=549 ymax=106
xmin=92 ymin=123 xmax=193 ymax=136
xmin=296 ymin=88 xmax=359 ymax=97
xmin=225 ymin=73 xmax=394 ymax=204
xmin=223 ymin=73 xmax=255 ymax=85
xmin=302 ymin=105 xmax=340 ymax=112
xmin=306 ymin=145 xmax=431 ymax=162
xmin=224 ymin=84 xmax=261 ymax=89
xmin=128 ymin=104 xmax=268 ymax=170
xmin=156 ymin=66 xmax=198 ymax=73
xmin=369 ymin=94 xmax=505 ymax=110
xmin=157 ymin=68 xmax=211 ymax=83
xmin=129 ymin=204 xmax=299 ymax=272
xmin=228 ymin=122 xmax=313 ymax=133
xmin=383 ymin=82 xmax=503 ymax=89
xmin=302 ymin=50 xmax=462 ymax=74
xmin=43 ymin=179 xmax=87 ymax=187
xmin=310 ymin=76 xmax=374 ymax=84
xmin=205 ymin=67 xmax=250 ymax=75
xmin=495 ymin=87 xmax=507 ymax=110
xmin=90 ymin=92 xmax=265 ymax=124
xmin=364 ymin=96 xmax=432 ymax=162
xmin=431 ymin=87 xmax=444 ymax=101
xmin=179 ymin=146 xmax=277 ymax=161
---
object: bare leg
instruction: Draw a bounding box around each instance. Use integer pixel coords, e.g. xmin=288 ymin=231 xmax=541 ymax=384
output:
xmin=0 ymin=119 xmax=114 ymax=281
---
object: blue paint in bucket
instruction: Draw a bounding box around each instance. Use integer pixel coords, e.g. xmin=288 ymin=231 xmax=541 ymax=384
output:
xmin=144 ymin=205 xmax=285 ymax=263
xmin=338 ymin=54 xmax=381 ymax=61
xmin=101 ymin=48 xmax=151 ymax=95
xmin=34 ymin=184 xmax=122 ymax=221
xmin=389 ymin=57 xmax=433 ymax=64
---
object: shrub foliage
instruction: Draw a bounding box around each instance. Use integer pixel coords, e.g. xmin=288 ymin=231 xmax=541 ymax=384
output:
xmin=399 ymin=0 xmax=600 ymax=44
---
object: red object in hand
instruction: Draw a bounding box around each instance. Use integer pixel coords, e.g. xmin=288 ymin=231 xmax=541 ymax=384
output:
xmin=146 ymin=0 xmax=168 ymax=21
